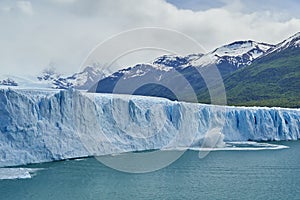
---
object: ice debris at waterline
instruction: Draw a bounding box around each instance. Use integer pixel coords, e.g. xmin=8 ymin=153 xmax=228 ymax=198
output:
xmin=190 ymin=141 xmax=289 ymax=152
xmin=0 ymin=88 xmax=299 ymax=167
xmin=0 ymin=168 xmax=42 ymax=180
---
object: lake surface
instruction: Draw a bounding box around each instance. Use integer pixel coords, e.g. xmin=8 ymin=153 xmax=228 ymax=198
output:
xmin=1 ymin=141 xmax=300 ymax=200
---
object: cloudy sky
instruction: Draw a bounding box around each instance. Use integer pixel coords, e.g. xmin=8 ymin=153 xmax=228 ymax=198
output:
xmin=0 ymin=0 xmax=300 ymax=76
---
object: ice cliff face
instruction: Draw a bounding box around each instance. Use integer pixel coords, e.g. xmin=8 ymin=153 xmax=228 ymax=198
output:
xmin=0 ymin=88 xmax=299 ymax=167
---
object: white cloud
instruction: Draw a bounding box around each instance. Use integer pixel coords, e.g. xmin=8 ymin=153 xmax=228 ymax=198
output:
xmin=16 ymin=1 xmax=33 ymax=15
xmin=0 ymin=0 xmax=299 ymax=76
xmin=50 ymin=0 xmax=78 ymax=4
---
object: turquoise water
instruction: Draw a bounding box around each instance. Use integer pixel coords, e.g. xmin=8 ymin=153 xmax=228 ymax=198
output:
xmin=1 ymin=141 xmax=300 ymax=200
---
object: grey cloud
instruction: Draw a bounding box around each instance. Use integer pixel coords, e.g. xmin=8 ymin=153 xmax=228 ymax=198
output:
xmin=0 ymin=0 xmax=299 ymax=76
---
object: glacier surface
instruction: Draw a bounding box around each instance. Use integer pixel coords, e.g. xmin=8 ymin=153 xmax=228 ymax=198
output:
xmin=0 ymin=88 xmax=299 ymax=167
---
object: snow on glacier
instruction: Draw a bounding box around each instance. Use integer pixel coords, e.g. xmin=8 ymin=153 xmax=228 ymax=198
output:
xmin=0 ymin=88 xmax=299 ymax=167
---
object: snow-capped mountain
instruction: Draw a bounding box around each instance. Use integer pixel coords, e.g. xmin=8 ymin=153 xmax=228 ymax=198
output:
xmin=69 ymin=66 xmax=106 ymax=89
xmin=51 ymin=66 xmax=106 ymax=90
xmin=0 ymin=78 xmax=18 ymax=86
xmin=90 ymin=63 xmax=176 ymax=94
xmin=37 ymin=68 xmax=59 ymax=82
xmin=92 ymin=32 xmax=300 ymax=102
xmin=0 ymin=64 xmax=106 ymax=90
xmin=152 ymin=53 xmax=204 ymax=68
xmin=8 ymin=35 xmax=289 ymax=92
xmin=36 ymin=64 xmax=106 ymax=90
xmin=151 ymin=41 xmax=274 ymax=70
xmin=222 ymin=32 xmax=300 ymax=108
xmin=0 ymin=74 xmax=53 ymax=89
xmin=3 ymin=32 xmax=299 ymax=93
xmin=92 ymin=40 xmax=275 ymax=97
xmin=190 ymin=40 xmax=275 ymax=68
xmin=99 ymin=40 xmax=274 ymax=80
xmin=266 ymin=32 xmax=300 ymax=54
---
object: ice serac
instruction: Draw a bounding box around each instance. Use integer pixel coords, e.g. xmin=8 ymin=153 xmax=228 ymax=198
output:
xmin=0 ymin=88 xmax=299 ymax=167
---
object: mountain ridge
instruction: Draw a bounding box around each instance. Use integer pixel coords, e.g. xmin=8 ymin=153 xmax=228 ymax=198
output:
xmin=2 ymin=32 xmax=299 ymax=108
xmin=92 ymin=32 xmax=300 ymax=108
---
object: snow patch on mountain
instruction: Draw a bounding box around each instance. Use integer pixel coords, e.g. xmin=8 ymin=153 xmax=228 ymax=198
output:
xmin=0 ymin=74 xmax=52 ymax=89
xmin=0 ymin=78 xmax=18 ymax=86
xmin=107 ymin=63 xmax=173 ymax=81
xmin=153 ymin=54 xmax=203 ymax=69
xmin=35 ymin=64 xmax=106 ymax=90
xmin=266 ymin=32 xmax=300 ymax=54
xmin=190 ymin=41 xmax=274 ymax=68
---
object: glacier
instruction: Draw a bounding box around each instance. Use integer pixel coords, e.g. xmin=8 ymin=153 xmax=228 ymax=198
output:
xmin=0 ymin=88 xmax=299 ymax=167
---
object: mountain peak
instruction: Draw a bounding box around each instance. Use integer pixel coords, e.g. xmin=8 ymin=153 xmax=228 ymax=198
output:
xmin=268 ymin=32 xmax=300 ymax=54
xmin=289 ymin=32 xmax=300 ymax=39
xmin=280 ymin=32 xmax=300 ymax=47
xmin=153 ymin=53 xmax=203 ymax=68
xmin=212 ymin=40 xmax=273 ymax=57
xmin=189 ymin=40 xmax=274 ymax=68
